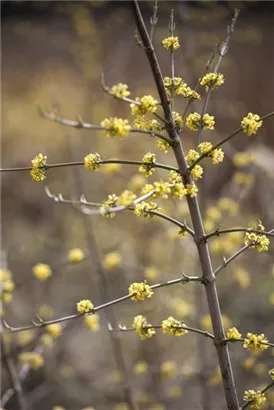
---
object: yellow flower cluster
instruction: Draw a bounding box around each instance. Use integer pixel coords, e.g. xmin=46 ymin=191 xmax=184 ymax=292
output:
xmin=168 ymin=170 xmax=182 ymax=184
xmin=156 ymin=138 xmax=170 ymax=153
xmin=1 ymin=268 xmax=15 ymax=305
xmin=241 ymin=113 xmax=262 ymax=136
xmin=103 ymin=252 xmax=121 ymax=269
xmin=197 ymin=142 xmax=224 ymax=165
xmin=139 ymin=152 xmax=156 ymax=177
xmin=269 ymin=368 xmax=274 ymax=380
xmin=68 ymin=248 xmax=85 ymax=263
xmin=130 ymin=96 xmax=158 ymax=116
xmin=133 ymin=315 xmax=156 ymax=340
xmin=167 ymin=171 xmax=187 ymax=199
xmin=32 ymin=263 xmax=52 ymax=280
xmin=198 ymin=142 xmax=213 ymax=154
xmin=30 ymin=153 xmax=47 ymax=181
xmin=186 ymin=113 xmax=215 ymax=131
xmin=243 ymin=390 xmax=266 ymax=409
xmin=173 ymin=111 xmax=184 ymax=128
xmin=190 ymin=164 xmax=203 ymax=180
xmin=102 ymin=162 xmax=121 ymax=174
xmin=117 ymin=190 xmax=136 ymax=206
xmin=162 ymin=36 xmax=180 ymax=50
xmin=84 ymin=153 xmax=102 ymax=171
xmin=19 ymin=352 xmax=44 ymax=370
xmin=244 ymin=232 xmax=269 ymax=252
xmin=100 ymin=194 xmax=119 ymax=218
xmin=47 ymin=323 xmax=62 ymax=338
xmin=186 ymin=183 xmax=199 ymax=198
xmin=233 ymin=172 xmax=254 ymax=186
xmin=226 ymin=327 xmax=242 ymax=341
xmin=134 ymin=201 xmax=160 ymax=217
xmin=76 ymin=299 xmax=94 ymax=314
xmin=233 ymin=151 xmax=255 ymax=167
xmin=128 ymin=282 xmax=153 ymax=301
xmin=243 ymin=333 xmax=269 ymax=351
xmin=110 ymin=83 xmax=130 ymax=99
xmin=185 ymin=149 xmax=200 ymax=164
xmin=134 ymin=117 xmax=162 ymax=133
xmin=161 ymin=316 xmax=188 ymax=336
xmin=161 ymin=360 xmax=177 ymax=378
xmin=200 ymin=72 xmax=224 ymax=91
xmin=84 ymin=314 xmax=100 ymax=332
xmin=101 ymin=117 xmax=130 ymax=138
xmin=153 ymin=180 xmax=171 ymax=199
xmin=163 ymin=77 xmax=200 ymax=99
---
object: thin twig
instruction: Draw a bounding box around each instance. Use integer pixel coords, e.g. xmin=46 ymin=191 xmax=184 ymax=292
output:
xmin=149 ymin=1 xmax=158 ymax=41
xmin=241 ymin=380 xmax=274 ymax=410
xmin=205 ymin=227 xmax=274 ymax=240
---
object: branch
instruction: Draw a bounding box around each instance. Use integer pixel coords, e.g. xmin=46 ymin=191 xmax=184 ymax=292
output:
xmin=205 ymin=227 xmax=274 ymax=241
xmin=149 ymin=0 xmax=158 ymax=41
xmin=241 ymin=380 xmax=274 ymax=410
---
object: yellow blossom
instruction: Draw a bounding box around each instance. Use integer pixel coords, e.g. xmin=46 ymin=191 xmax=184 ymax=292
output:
xmin=186 ymin=113 xmax=215 ymax=131
xmin=117 ymin=190 xmax=136 ymax=206
xmin=0 ymin=269 xmax=12 ymax=281
xmin=164 ymin=77 xmax=200 ymax=99
xmin=84 ymin=314 xmax=100 ymax=332
xmin=19 ymin=352 xmax=44 ymax=370
xmin=133 ymin=361 xmax=148 ymax=375
xmin=110 ymin=83 xmax=130 ymax=99
xmin=186 ymin=149 xmax=200 ymax=164
xmin=244 ymin=333 xmax=269 ymax=351
xmin=2 ymin=279 xmax=15 ymax=293
xmin=206 ymin=206 xmax=222 ymax=222
xmin=153 ymin=181 xmax=171 ymax=199
xmin=243 ymin=390 xmax=266 ymax=409
xmin=30 ymin=153 xmax=47 ymax=181
xmin=161 ymin=316 xmax=188 ymax=336
xmin=171 ymin=184 xmax=187 ymax=200
xmin=134 ymin=117 xmax=162 ymax=133
xmin=40 ymin=334 xmax=54 ymax=348
xmin=128 ymin=282 xmax=153 ymax=301
xmin=200 ymin=72 xmax=224 ymax=91
xmin=138 ymin=152 xmax=156 ymax=177
xmin=244 ymin=232 xmax=269 ymax=252
xmin=161 ymin=360 xmax=177 ymax=378
xmin=173 ymin=111 xmax=184 ymax=128
xmin=101 ymin=117 xmax=130 ymax=138
xmin=100 ymin=194 xmax=119 ymax=218
xmin=269 ymin=368 xmax=274 ymax=380
xmin=168 ymin=170 xmax=182 ymax=184
xmin=76 ymin=299 xmax=94 ymax=314
xmin=133 ymin=315 xmax=156 ymax=340
xmin=198 ymin=141 xmax=213 ymax=154
xmin=32 ymin=263 xmax=52 ymax=280
xmin=128 ymin=174 xmax=146 ymax=192
xmin=233 ymin=172 xmax=254 ymax=186
xmin=156 ymin=138 xmax=170 ymax=153
xmin=217 ymin=197 xmax=239 ymax=215
xmin=186 ymin=183 xmax=198 ymax=198
xmin=130 ymin=96 xmax=158 ymax=116
xmin=102 ymin=162 xmax=121 ymax=174
xmin=144 ymin=266 xmax=159 ymax=281
xmin=190 ymin=164 xmax=203 ymax=180
xmin=103 ymin=252 xmax=121 ymax=269
xmin=241 ymin=113 xmax=262 ymax=136
xmin=47 ymin=323 xmax=62 ymax=338
xmin=84 ymin=153 xmax=102 ymax=171
xmin=226 ymin=327 xmax=242 ymax=341
xmin=211 ymin=148 xmax=224 ymax=164
xmin=17 ymin=330 xmax=35 ymax=347
xmin=233 ymin=267 xmax=250 ymax=289
xmin=233 ymin=151 xmax=255 ymax=167
xmin=134 ymin=201 xmax=160 ymax=217
xmin=68 ymin=248 xmax=85 ymax=263
xmin=162 ymin=36 xmax=180 ymax=50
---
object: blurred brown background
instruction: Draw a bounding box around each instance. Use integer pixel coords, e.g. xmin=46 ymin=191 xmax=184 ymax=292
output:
xmin=1 ymin=1 xmax=274 ymax=410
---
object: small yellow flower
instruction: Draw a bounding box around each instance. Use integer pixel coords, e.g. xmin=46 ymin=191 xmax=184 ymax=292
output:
xmin=173 ymin=111 xmax=184 ymax=129
xmin=2 ymin=279 xmax=15 ymax=293
xmin=244 ymin=333 xmax=269 ymax=351
xmin=233 ymin=171 xmax=254 ymax=186
xmin=30 ymin=153 xmax=47 ymax=181
xmin=138 ymin=152 xmax=156 ymax=177
xmin=162 ymin=36 xmax=180 ymax=50
xmin=153 ymin=181 xmax=171 ymax=199
xmin=186 ymin=183 xmax=198 ymax=198
xmin=198 ymin=142 xmax=213 ymax=154
xmin=186 ymin=113 xmax=214 ymax=131
xmin=134 ymin=201 xmax=160 ymax=218
xmin=133 ymin=361 xmax=148 ymax=375
xmin=17 ymin=330 xmax=35 ymax=347
xmin=67 ymin=248 xmax=85 ymax=263
xmin=84 ymin=314 xmax=100 ymax=332
xmin=171 ymin=184 xmax=187 ymax=200
xmin=0 ymin=268 xmax=12 ymax=281
xmin=190 ymin=164 xmax=203 ymax=180
xmin=161 ymin=360 xmax=177 ymax=378
xmin=244 ymin=233 xmax=269 ymax=252
xmin=163 ymin=77 xmax=200 ymax=99
xmin=134 ymin=117 xmax=162 ymax=133
xmin=77 ymin=299 xmax=94 ymax=314
xmin=243 ymin=390 xmax=266 ymax=409
xmin=233 ymin=151 xmax=255 ymax=167
xmin=211 ymin=148 xmax=224 ymax=164
xmin=133 ymin=315 xmax=156 ymax=340
xmin=128 ymin=174 xmax=146 ymax=192
xmin=200 ymin=72 xmax=224 ymax=91
xmin=40 ymin=334 xmax=54 ymax=348
xmin=241 ymin=113 xmax=262 ymax=136
xmin=47 ymin=323 xmax=62 ymax=338
xmin=130 ymin=96 xmax=158 ymax=116
xmin=178 ymin=228 xmax=188 ymax=238
xmin=117 ymin=190 xmax=136 ymax=206
xmin=110 ymin=83 xmax=130 ymax=99
xmin=128 ymin=282 xmax=153 ymax=301
xmin=84 ymin=153 xmax=102 ymax=171
xmin=226 ymin=327 xmax=242 ymax=341
xmin=32 ymin=263 xmax=52 ymax=280
xmin=103 ymin=252 xmax=121 ymax=269
xmin=186 ymin=149 xmax=200 ymax=164
xmin=156 ymin=138 xmax=170 ymax=153
xmin=168 ymin=170 xmax=182 ymax=184
xmin=269 ymin=368 xmax=274 ymax=380
xmin=100 ymin=194 xmax=119 ymax=218
xmin=19 ymin=352 xmax=44 ymax=370
xmin=161 ymin=316 xmax=188 ymax=336
xmin=101 ymin=117 xmax=130 ymax=138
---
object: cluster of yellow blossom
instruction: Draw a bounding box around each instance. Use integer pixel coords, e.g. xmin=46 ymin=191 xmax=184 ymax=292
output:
xmin=40 ymin=334 xmax=54 ymax=348
xmin=76 ymin=299 xmax=94 ymax=314
xmin=117 ymin=190 xmax=136 ymax=206
xmin=244 ymin=232 xmax=269 ymax=252
xmin=269 ymin=368 xmax=274 ymax=380
xmin=243 ymin=333 xmax=269 ymax=351
xmin=190 ymin=164 xmax=203 ymax=180
xmin=155 ymin=138 xmax=170 ymax=153
xmin=163 ymin=77 xmax=200 ymax=100
xmin=152 ymin=180 xmax=171 ymax=199
xmin=241 ymin=113 xmax=262 ymax=136
xmin=84 ymin=153 xmax=102 ymax=171
xmin=132 ymin=315 xmax=155 ymax=340
xmin=130 ymin=96 xmax=158 ymax=116
xmin=178 ymin=228 xmax=188 ymax=237
xmin=226 ymin=327 xmax=242 ymax=341
xmin=102 ymin=162 xmax=121 ymax=174
xmin=186 ymin=183 xmax=199 ymax=198
xmin=192 ymin=142 xmax=225 ymax=165
xmin=186 ymin=113 xmax=215 ymax=131
xmin=30 ymin=153 xmax=47 ymax=181
xmin=103 ymin=252 xmax=121 ymax=269
xmin=84 ymin=314 xmax=100 ymax=332
xmin=200 ymin=72 xmax=224 ymax=91
xmin=168 ymin=170 xmax=182 ymax=184
xmin=134 ymin=201 xmax=160 ymax=218
xmin=17 ymin=330 xmax=35 ymax=347
xmin=110 ymin=83 xmax=130 ymax=99
xmin=233 ymin=151 xmax=255 ymax=167
xmin=167 ymin=170 xmax=188 ymax=199
xmin=32 ymin=263 xmax=52 ymax=280
xmin=162 ymin=36 xmax=180 ymax=50
xmin=161 ymin=316 xmax=188 ymax=336
xmin=19 ymin=352 xmax=44 ymax=370
xmin=185 ymin=149 xmax=200 ymax=164
xmin=173 ymin=111 xmax=184 ymax=129
xmin=161 ymin=360 xmax=177 ymax=378
xmin=133 ymin=361 xmax=148 ymax=375
xmin=243 ymin=390 xmax=266 ymax=409
xmin=100 ymin=194 xmax=119 ymax=218
xmin=101 ymin=117 xmax=130 ymax=138
xmin=134 ymin=117 xmax=162 ymax=133
xmin=47 ymin=323 xmax=62 ymax=338
xmin=1 ymin=268 xmax=15 ymax=305
xmin=67 ymin=248 xmax=85 ymax=263
xmin=128 ymin=282 xmax=153 ymax=301
xmin=233 ymin=171 xmax=254 ymax=186
xmin=139 ymin=152 xmax=156 ymax=177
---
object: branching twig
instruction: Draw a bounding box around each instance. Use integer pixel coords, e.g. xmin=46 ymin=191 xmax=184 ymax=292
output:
xmin=150 ymin=0 xmax=158 ymax=41
xmin=205 ymin=227 xmax=274 ymax=240
xmin=241 ymin=380 xmax=274 ymax=410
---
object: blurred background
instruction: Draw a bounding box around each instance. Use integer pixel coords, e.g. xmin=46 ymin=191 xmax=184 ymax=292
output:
xmin=1 ymin=1 xmax=274 ymax=409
